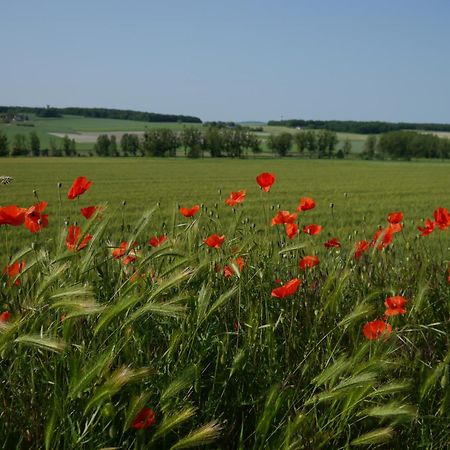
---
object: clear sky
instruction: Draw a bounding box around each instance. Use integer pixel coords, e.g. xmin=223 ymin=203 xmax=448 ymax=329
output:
xmin=2 ymin=0 xmax=450 ymax=123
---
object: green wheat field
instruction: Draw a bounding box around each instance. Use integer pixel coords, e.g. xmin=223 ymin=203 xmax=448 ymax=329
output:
xmin=0 ymin=157 xmax=449 ymax=449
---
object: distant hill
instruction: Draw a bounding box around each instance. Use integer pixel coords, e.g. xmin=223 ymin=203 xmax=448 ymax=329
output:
xmin=268 ymin=119 xmax=450 ymax=134
xmin=0 ymin=106 xmax=202 ymax=124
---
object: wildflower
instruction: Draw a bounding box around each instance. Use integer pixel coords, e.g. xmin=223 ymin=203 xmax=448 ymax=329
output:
xmin=303 ymin=224 xmax=322 ymax=235
xmin=112 ymin=241 xmax=138 ymax=262
xmin=24 ymin=202 xmax=49 ymax=233
xmin=372 ymin=227 xmax=394 ymax=250
xmin=81 ymin=206 xmax=99 ymax=219
xmin=417 ymin=219 xmax=435 ymax=237
xmin=204 ymin=234 xmax=225 ymax=248
xmin=271 ymin=210 xmax=297 ymax=226
xmin=363 ymin=320 xmax=392 ymax=340
xmin=271 ymin=278 xmax=301 ymax=298
xmin=65 ymin=226 xmax=92 ymax=251
xmin=434 ymin=207 xmax=450 ymax=230
xmin=0 ymin=311 xmax=10 ymax=322
xmin=354 ymin=240 xmax=370 ymax=259
xmin=299 ymin=255 xmax=320 ymax=270
xmin=131 ymin=407 xmax=156 ymax=430
xmin=384 ymin=296 xmax=407 ymax=316
xmin=285 ymin=223 xmax=298 ymax=239
xmin=0 ymin=205 xmax=27 ymax=226
xmin=387 ymin=212 xmax=403 ymax=224
xmin=224 ymin=257 xmax=244 ymax=277
xmin=225 ymin=190 xmax=246 ymax=206
xmin=149 ymin=235 xmax=167 ymax=247
xmin=67 ymin=176 xmax=93 ymax=200
xmin=297 ymin=197 xmax=316 ymax=212
xmin=324 ymin=237 xmax=341 ymax=248
xmin=256 ymin=172 xmax=275 ymax=192
xmin=180 ymin=204 xmax=200 ymax=217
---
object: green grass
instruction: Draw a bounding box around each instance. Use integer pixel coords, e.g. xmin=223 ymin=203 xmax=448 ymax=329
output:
xmin=0 ymin=158 xmax=449 ymax=448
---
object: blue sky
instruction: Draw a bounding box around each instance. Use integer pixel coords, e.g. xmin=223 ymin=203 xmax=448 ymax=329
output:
xmin=2 ymin=1 xmax=450 ymax=122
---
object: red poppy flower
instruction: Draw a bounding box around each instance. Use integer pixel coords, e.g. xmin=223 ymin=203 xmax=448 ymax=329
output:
xmin=324 ymin=237 xmax=341 ymax=248
xmin=224 ymin=257 xmax=244 ymax=277
xmin=204 ymin=234 xmax=225 ymax=248
xmin=225 ymin=190 xmax=246 ymax=206
xmin=80 ymin=206 xmax=99 ymax=219
xmin=433 ymin=207 xmax=450 ymax=230
xmin=131 ymin=407 xmax=156 ymax=430
xmin=65 ymin=226 xmax=92 ymax=251
xmin=271 ymin=278 xmax=301 ymax=298
xmin=447 ymin=268 xmax=450 ymax=284
xmin=180 ymin=204 xmax=200 ymax=217
xmin=372 ymin=227 xmax=394 ymax=250
xmin=24 ymin=202 xmax=49 ymax=233
xmin=112 ymin=242 xmax=128 ymax=259
xmin=299 ymin=255 xmax=320 ymax=270
xmin=0 ymin=311 xmax=10 ymax=322
xmin=271 ymin=210 xmax=297 ymax=226
xmin=285 ymin=223 xmax=298 ymax=239
xmin=388 ymin=222 xmax=403 ymax=234
xmin=354 ymin=240 xmax=370 ymax=259
xmin=67 ymin=176 xmax=93 ymax=200
xmin=303 ymin=224 xmax=322 ymax=235
xmin=3 ymin=261 xmax=25 ymax=286
xmin=363 ymin=320 xmax=393 ymax=340
xmin=297 ymin=197 xmax=316 ymax=212
xmin=0 ymin=205 xmax=27 ymax=226
xmin=417 ymin=219 xmax=435 ymax=236
xmin=256 ymin=172 xmax=275 ymax=192
xmin=149 ymin=235 xmax=167 ymax=247
xmin=384 ymin=295 xmax=407 ymax=316
xmin=387 ymin=212 xmax=403 ymax=224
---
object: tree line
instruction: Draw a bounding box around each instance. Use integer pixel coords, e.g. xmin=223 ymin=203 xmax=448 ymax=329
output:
xmin=362 ymin=131 xmax=450 ymax=160
xmin=0 ymin=131 xmax=76 ymax=157
xmin=1 ymin=128 xmax=448 ymax=159
xmin=268 ymin=119 xmax=450 ymax=134
xmin=0 ymin=106 xmax=202 ymax=124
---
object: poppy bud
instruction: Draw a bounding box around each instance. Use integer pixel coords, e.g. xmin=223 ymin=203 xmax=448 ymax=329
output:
xmin=122 ymin=200 xmax=126 ymax=206
xmin=214 ymin=203 xmax=218 ymax=209
xmin=57 ymin=182 xmax=62 ymax=188
xmin=330 ymin=203 xmax=334 ymax=208
xmin=33 ymin=189 xmax=37 ymax=197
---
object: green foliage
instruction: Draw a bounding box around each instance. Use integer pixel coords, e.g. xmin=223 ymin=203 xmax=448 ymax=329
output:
xmin=29 ymin=131 xmax=41 ymax=157
xmin=142 ymin=128 xmax=179 ymax=157
xmin=267 ymin=132 xmax=293 ymax=156
xmin=0 ymin=130 xmax=8 ymax=156
xmin=10 ymin=133 xmax=28 ymax=156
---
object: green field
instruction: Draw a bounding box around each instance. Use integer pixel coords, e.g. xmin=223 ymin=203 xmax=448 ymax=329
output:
xmin=1 ymin=158 xmax=449 ymax=448
xmin=1 ymin=158 xmax=449 ymax=250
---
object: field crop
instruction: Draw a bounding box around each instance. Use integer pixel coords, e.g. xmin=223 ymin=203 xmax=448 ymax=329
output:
xmin=0 ymin=158 xmax=449 ymax=449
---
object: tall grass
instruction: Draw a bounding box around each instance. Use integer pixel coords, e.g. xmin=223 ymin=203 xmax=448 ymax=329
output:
xmin=0 ymin=177 xmax=449 ymax=449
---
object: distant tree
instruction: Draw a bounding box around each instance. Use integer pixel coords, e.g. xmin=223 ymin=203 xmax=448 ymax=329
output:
xmin=294 ymin=131 xmax=308 ymax=156
xmin=304 ymin=131 xmax=317 ymax=157
xmin=121 ymin=133 xmax=139 ymax=156
xmin=141 ymin=128 xmax=179 ymax=157
xmin=326 ymin=131 xmax=339 ymax=157
xmin=109 ymin=135 xmax=118 ymax=156
xmin=267 ymin=132 xmax=293 ymax=157
xmin=10 ymin=134 xmax=28 ymax=156
xmin=342 ymin=139 xmax=352 ymax=157
xmin=41 ymin=147 xmax=49 ymax=157
xmin=203 ymin=126 xmax=223 ymax=157
xmin=247 ymin=132 xmax=262 ymax=156
xmin=0 ymin=131 xmax=8 ymax=156
xmin=29 ymin=131 xmax=40 ymax=157
xmin=49 ymin=137 xmax=62 ymax=156
xmin=363 ymin=135 xmax=377 ymax=159
xmin=62 ymin=135 xmax=75 ymax=156
xmin=181 ymin=127 xmax=203 ymax=158
xmin=94 ymin=134 xmax=111 ymax=156
xmin=316 ymin=130 xmax=329 ymax=158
